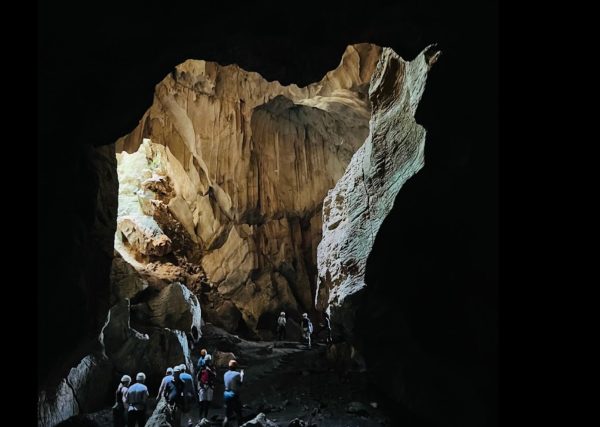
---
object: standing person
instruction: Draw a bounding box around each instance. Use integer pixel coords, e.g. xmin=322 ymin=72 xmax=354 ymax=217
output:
xmin=179 ymin=364 xmax=196 ymax=426
xmin=323 ymin=311 xmax=333 ymax=344
xmin=222 ymin=360 xmax=244 ymax=427
xmin=124 ymin=372 xmax=149 ymax=427
xmin=112 ymin=375 xmax=131 ymax=427
xmin=157 ymin=367 xmax=174 ymax=400
xmin=197 ymin=349 xmax=208 ymax=371
xmin=165 ymin=366 xmax=185 ymax=427
xmin=301 ymin=313 xmax=313 ymax=349
xmin=197 ymin=354 xmax=217 ymax=419
xmin=276 ymin=311 xmax=287 ymax=341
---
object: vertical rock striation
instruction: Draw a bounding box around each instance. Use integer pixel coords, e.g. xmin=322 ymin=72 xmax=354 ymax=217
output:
xmin=114 ymin=44 xmax=384 ymax=335
xmin=316 ymin=46 xmax=439 ymax=339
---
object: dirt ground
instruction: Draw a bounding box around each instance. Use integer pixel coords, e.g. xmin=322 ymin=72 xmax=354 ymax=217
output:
xmin=76 ymin=324 xmax=391 ymax=427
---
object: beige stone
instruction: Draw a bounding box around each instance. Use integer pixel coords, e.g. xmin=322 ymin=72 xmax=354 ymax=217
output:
xmin=316 ymin=46 xmax=439 ymax=339
xmin=112 ymin=43 xmax=434 ymax=335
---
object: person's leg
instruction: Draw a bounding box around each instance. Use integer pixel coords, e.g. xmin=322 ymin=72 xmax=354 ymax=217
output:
xmin=174 ymin=406 xmax=182 ymax=427
xmin=223 ymin=399 xmax=232 ymax=427
xmin=235 ymin=397 xmax=243 ymax=425
xmin=127 ymin=411 xmax=136 ymax=427
xmin=138 ymin=410 xmax=146 ymax=427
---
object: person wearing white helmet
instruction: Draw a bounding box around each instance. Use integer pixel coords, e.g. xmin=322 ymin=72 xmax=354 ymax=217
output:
xmin=157 ymin=367 xmax=174 ymax=400
xmin=276 ymin=311 xmax=287 ymax=341
xmin=124 ymin=372 xmax=149 ymax=426
xmin=301 ymin=313 xmax=313 ymax=349
xmin=178 ymin=364 xmax=196 ymax=425
xmin=165 ymin=366 xmax=184 ymax=427
xmin=322 ymin=310 xmax=332 ymax=344
xmin=112 ymin=374 xmax=131 ymax=427
xmin=197 ymin=354 xmax=216 ymax=419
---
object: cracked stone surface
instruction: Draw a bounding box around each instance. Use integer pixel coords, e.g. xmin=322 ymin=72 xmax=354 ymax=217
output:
xmin=315 ymin=46 xmax=440 ymax=339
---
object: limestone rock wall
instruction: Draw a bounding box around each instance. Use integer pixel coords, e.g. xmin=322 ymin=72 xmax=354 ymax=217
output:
xmin=315 ymin=46 xmax=439 ymax=338
xmin=114 ymin=44 xmax=383 ymax=335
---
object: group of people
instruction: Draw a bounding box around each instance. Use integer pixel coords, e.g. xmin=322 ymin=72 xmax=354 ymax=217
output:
xmin=112 ymin=311 xmax=334 ymax=426
xmin=112 ymin=372 xmax=150 ymax=427
xmin=276 ymin=311 xmax=333 ymax=348
xmin=112 ymin=351 xmax=246 ymax=427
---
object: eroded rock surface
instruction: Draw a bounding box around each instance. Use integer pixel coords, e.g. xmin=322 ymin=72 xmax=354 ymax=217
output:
xmin=114 ymin=44 xmax=384 ymax=335
xmin=316 ymin=46 xmax=439 ymax=338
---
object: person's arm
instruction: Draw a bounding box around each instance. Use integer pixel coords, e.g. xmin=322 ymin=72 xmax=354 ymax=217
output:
xmin=157 ymin=379 xmax=165 ymax=398
xmin=123 ymin=388 xmax=130 ymax=406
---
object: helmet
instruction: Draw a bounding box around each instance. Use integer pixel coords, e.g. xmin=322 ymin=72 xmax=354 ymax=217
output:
xmin=173 ymin=366 xmax=182 ymax=373
xmin=166 ymin=367 xmax=173 ymax=375
xmin=302 ymin=313 xmax=308 ymax=318
xmin=179 ymin=364 xmax=187 ymax=372
xmin=228 ymin=359 xmax=238 ymax=368
xmin=280 ymin=311 xmax=285 ymax=316
xmin=204 ymin=354 xmax=212 ymax=362
xmin=121 ymin=375 xmax=131 ymax=384
xmin=136 ymin=372 xmax=146 ymax=382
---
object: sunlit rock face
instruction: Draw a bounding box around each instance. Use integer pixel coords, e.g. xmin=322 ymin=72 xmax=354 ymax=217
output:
xmin=316 ymin=46 xmax=439 ymax=338
xmin=315 ymin=46 xmax=443 ymax=425
xmin=114 ymin=44 xmax=383 ymax=336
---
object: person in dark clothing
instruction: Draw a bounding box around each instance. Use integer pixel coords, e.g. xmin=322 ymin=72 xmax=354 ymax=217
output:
xmin=323 ymin=311 xmax=332 ymax=344
xmin=157 ymin=367 xmax=174 ymax=400
xmin=165 ymin=366 xmax=185 ymax=427
xmin=222 ymin=359 xmax=244 ymax=426
xmin=113 ymin=375 xmax=131 ymax=427
xmin=276 ymin=311 xmax=287 ymax=340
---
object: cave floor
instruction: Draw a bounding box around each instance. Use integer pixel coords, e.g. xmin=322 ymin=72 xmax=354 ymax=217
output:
xmin=85 ymin=325 xmax=390 ymax=426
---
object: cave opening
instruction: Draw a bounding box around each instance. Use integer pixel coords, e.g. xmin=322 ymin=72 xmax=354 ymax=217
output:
xmin=111 ymin=44 xmax=384 ymax=345
xmin=39 ymin=32 xmax=495 ymax=427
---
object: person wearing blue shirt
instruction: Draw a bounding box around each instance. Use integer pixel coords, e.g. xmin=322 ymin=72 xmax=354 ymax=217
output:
xmin=222 ymin=359 xmax=244 ymax=426
xmin=124 ymin=372 xmax=149 ymax=427
xmin=197 ymin=348 xmax=208 ymax=370
xmin=157 ymin=367 xmax=174 ymax=400
xmin=179 ymin=364 xmax=196 ymax=425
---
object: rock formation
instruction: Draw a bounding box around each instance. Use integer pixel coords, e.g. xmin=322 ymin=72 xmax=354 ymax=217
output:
xmin=38 ymin=287 xmax=199 ymax=427
xmin=114 ymin=44 xmax=384 ymax=336
xmin=38 ymin=143 xmax=119 ymax=427
xmin=316 ymin=46 xmax=440 ymax=339
xmin=37 ymin=352 xmax=113 ymax=427
xmin=39 ymin=43 xmax=438 ymax=427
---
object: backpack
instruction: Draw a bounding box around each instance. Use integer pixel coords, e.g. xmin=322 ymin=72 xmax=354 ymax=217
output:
xmin=308 ymin=320 xmax=313 ymax=334
xmin=200 ymin=368 xmax=209 ymax=385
